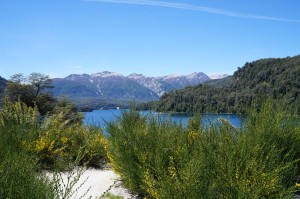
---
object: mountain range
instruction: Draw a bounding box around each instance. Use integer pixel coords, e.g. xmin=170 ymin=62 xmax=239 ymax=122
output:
xmin=51 ymin=71 xmax=213 ymax=104
xmin=0 ymin=72 xmax=227 ymax=110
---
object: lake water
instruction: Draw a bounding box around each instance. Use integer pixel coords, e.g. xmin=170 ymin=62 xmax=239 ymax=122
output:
xmin=84 ymin=109 xmax=244 ymax=129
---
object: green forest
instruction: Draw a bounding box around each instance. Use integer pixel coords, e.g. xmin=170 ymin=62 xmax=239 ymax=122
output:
xmin=140 ymin=55 xmax=300 ymax=114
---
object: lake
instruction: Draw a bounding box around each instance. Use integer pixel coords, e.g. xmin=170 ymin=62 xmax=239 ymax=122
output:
xmin=84 ymin=109 xmax=244 ymax=129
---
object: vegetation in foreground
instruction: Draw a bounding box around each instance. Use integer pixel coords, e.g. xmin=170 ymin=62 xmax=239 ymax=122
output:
xmin=0 ymin=100 xmax=108 ymax=198
xmin=0 ymin=100 xmax=56 ymax=198
xmin=108 ymin=101 xmax=300 ymax=198
xmin=0 ymin=72 xmax=109 ymax=198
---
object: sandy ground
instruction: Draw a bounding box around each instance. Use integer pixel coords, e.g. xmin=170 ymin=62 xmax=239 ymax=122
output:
xmin=47 ymin=168 xmax=136 ymax=199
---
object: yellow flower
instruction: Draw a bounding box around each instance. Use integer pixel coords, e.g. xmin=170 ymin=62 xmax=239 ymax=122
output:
xmin=35 ymin=138 xmax=47 ymax=152
xmin=168 ymin=156 xmax=177 ymax=179
xmin=296 ymin=183 xmax=300 ymax=187
xmin=61 ymin=137 xmax=68 ymax=144
xmin=235 ymin=173 xmax=239 ymax=179
xmin=143 ymin=169 xmax=158 ymax=199
xmin=188 ymin=130 xmax=197 ymax=140
xmin=141 ymin=153 xmax=147 ymax=163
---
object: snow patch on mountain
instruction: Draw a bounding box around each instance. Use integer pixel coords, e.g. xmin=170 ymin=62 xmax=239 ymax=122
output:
xmin=91 ymin=71 xmax=123 ymax=78
xmin=209 ymin=74 xmax=230 ymax=80
xmin=54 ymin=71 xmax=212 ymax=100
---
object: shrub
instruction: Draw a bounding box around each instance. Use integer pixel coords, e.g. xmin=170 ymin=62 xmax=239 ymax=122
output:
xmin=0 ymin=100 xmax=57 ymax=199
xmin=83 ymin=125 xmax=109 ymax=168
xmin=0 ymin=100 xmax=108 ymax=198
xmin=32 ymin=113 xmax=108 ymax=169
xmin=107 ymin=101 xmax=300 ymax=198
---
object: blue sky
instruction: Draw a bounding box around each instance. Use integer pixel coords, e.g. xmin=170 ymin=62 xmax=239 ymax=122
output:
xmin=1 ymin=0 xmax=300 ymax=79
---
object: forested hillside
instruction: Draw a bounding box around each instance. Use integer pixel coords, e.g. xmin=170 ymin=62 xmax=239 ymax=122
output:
xmin=0 ymin=76 xmax=7 ymax=105
xmin=145 ymin=55 xmax=300 ymax=114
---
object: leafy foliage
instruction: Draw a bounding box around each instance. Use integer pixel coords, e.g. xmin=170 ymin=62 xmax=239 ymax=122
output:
xmin=51 ymin=97 xmax=84 ymax=124
xmin=29 ymin=72 xmax=54 ymax=97
xmin=5 ymin=73 xmax=56 ymax=115
xmin=3 ymin=73 xmax=85 ymax=120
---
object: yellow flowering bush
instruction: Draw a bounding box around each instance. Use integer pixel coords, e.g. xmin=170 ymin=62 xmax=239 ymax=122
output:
xmin=0 ymin=99 xmax=39 ymax=127
xmin=27 ymin=113 xmax=108 ymax=169
xmin=83 ymin=126 xmax=109 ymax=167
xmin=143 ymin=169 xmax=159 ymax=199
xmin=0 ymin=100 xmax=58 ymax=198
xmin=107 ymin=103 xmax=300 ymax=199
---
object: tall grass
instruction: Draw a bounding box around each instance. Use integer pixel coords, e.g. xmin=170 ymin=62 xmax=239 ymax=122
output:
xmin=107 ymin=100 xmax=300 ymax=198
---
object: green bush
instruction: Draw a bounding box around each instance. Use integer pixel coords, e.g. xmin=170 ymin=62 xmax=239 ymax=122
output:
xmin=32 ymin=113 xmax=108 ymax=169
xmin=0 ymin=100 xmax=108 ymax=198
xmin=83 ymin=125 xmax=109 ymax=168
xmin=0 ymin=153 xmax=56 ymax=199
xmin=107 ymin=101 xmax=300 ymax=198
xmin=0 ymin=100 xmax=56 ymax=199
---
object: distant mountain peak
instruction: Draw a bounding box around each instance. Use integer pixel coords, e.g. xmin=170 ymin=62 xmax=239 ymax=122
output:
xmin=53 ymin=71 xmax=212 ymax=101
xmin=128 ymin=73 xmax=146 ymax=78
xmin=186 ymin=72 xmax=206 ymax=79
xmin=65 ymin=74 xmax=90 ymax=80
xmin=209 ymin=74 xmax=230 ymax=80
xmin=91 ymin=71 xmax=123 ymax=78
xmin=164 ymin=74 xmax=181 ymax=78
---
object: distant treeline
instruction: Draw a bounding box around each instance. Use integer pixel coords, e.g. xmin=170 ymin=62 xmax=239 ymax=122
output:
xmin=72 ymin=97 xmax=130 ymax=112
xmin=139 ymin=55 xmax=300 ymax=115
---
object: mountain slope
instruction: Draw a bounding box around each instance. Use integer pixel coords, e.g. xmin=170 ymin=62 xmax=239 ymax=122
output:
xmin=52 ymin=71 xmax=159 ymax=102
xmin=209 ymin=74 xmax=230 ymax=80
xmin=147 ymin=55 xmax=300 ymax=114
xmin=162 ymin=72 xmax=210 ymax=87
xmin=128 ymin=72 xmax=211 ymax=96
xmin=51 ymin=71 xmax=213 ymax=110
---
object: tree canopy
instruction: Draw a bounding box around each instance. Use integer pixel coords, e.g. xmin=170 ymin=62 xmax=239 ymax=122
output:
xmin=3 ymin=73 xmax=82 ymax=121
xmin=29 ymin=73 xmax=53 ymax=97
xmin=0 ymin=76 xmax=7 ymax=106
